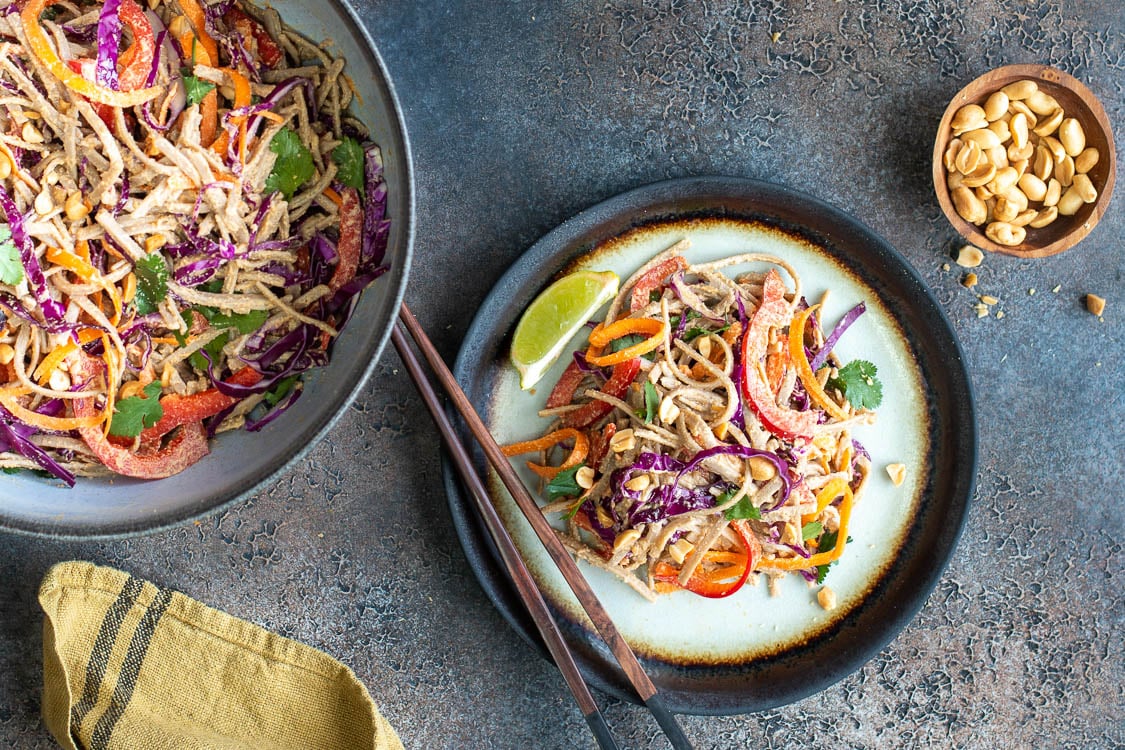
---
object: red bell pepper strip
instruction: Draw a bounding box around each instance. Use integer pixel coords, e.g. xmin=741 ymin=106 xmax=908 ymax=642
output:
xmin=629 ymin=255 xmax=688 ymax=312
xmin=545 ymin=359 xmax=585 ymax=409
xmin=223 ymin=5 xmax=285 ymax=69
xmin=116 ymin=0 xmax=155 ymax=91
xmin=587 ymin=422 xmax=616 ymax=471
xmin=651 ymin=519 xmax=758 ymax=598
xmin=328 ymin=186 xmax=362 ymax=292
xmin=139 ymin=366 xmax=263 ymax=443
xmin=70 ymin=356 xmax=209 ymax=479
xmin=740 ymin=269 xmax=818 ymax=440
xmin=561 ymin=358 xmax=641 ymax=429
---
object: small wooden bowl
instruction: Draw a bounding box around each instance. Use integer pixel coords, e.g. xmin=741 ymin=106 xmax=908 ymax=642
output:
xmin=933 ymin=64 xmax=1116 ymax=258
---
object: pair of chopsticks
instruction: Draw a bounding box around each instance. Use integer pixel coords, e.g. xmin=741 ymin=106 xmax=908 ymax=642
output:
xmin=392 ymin=303 xmax=694 ymax=750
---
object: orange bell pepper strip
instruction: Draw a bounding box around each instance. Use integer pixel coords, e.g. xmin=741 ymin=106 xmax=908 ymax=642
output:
xmin=20 ymin=0 xmax=160 ymax=107
xmin=760 ymin=484 xmax=854 ymax=571
xmin=801 ymin=476 xmax=848 ymax=525
xmin=584 ymin=317 xmax=667 ymax=368
xmin=0 ymin=385 xmax=104 ymax=430
xmin=501 ymin=428 xmax=590 ymax=479
xmin=789 ymin=304 xmax=849 ymax=421
xmin=176 ymin=0 xmax=219 ymax=65
xmin=651 ymin=520 xmax=759 ymax=598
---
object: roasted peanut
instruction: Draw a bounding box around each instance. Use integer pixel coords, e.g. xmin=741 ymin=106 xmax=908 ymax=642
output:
xmin=609 ymin=428 xmax=635 ymax=453
xmin=955 ymin=244 xmax=984 ymax=268
xmin=748 ymin=455 xmax=777 ymax=482
xmin=1042 ymin=135 xmax=1066 ymax=163
xmin=1043 ymin=178 xmax=1062 ymax=207
xmin=987 ymin=166 xmax=1019 ymax=195
xmin=1009 ymin=112 xmax=1029 ymax=149
xmin=962 ymin=163 xmax=997 ymax=189
xmin=1056 ymin=155 xmax=1075 ymax=187
xmin=1029 ymin=206 xmax=1058 ymax=228
xmin=1071 ymin=173 xmax=1097 ymax=203
xmin=1008 ymin=100 xmax=1037 ymax=127
xmin=985 ymin=221 xmax=1026 ymax=246
xmin=1033 ymin=145 xmax=1054 ymax=181
xmin=1017 ymin=173 xmax=1047 ymax=202
xmin=943 ymin=138 xmax=963 ymax=172
xmin=34 ymin=190 xmax=53 ymax=216
xmin=1025 ymin=90 xmax=1059 ymax=116
xmin=993 ymin=195 xmax=1021 ymax=223
xmin=575 ymin=466 xmax=595 ymax=489
xmin=64 ymin=191 xmax=89 ymax=222
xmin=951 ymin=104 xmax=987 ymax=133
xmin=954 ymin=140 xmax=984 ymax=174
xmin=1032 ymin=107 xmax=1064 ymax=137
xmin=613 ymin=529 xmax=641 ymax=554
xmin=1006 ymin=140 xmax=1033 ymax=162
xmin=1010 ymin=209 xmax=1038 ymax=227
xmin=1085 ymin=294 xmax=1106 ymax=317
xmin=962 ymin=128 xmax=1001 ymax=151
xmin=624 ymin=474 xmax=651 ymax=492
xmin=984 ymin=91 xmax=1009 ymax=121
xmin=952 ymin=187 xmax=987 ymax=224
xmin=1074 ymin=147 xmax=1099 ymax=174
xmin=987 ymin=118 xmax=1011 ymax=144
xmin=1058 ymin=117 xmax=1085 ymax=156
xmin=985 ymin=145 xmax=1008 ymax=168
xmin=1001 ymin=79 xmax=1038 ymax=100
xmin=0 ymin=344 xmax=14 ymax=365
xmin=1056 ymin=186 xmax=1085 ymax=216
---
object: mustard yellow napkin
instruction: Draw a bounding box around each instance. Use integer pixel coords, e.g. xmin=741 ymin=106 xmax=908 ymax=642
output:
xmin=39 ymin=561 xmax=403 ymax=750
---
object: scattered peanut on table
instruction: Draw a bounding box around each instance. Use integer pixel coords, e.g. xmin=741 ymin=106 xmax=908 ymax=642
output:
xmin=944 ymin=79 xmax=1101 ymax=246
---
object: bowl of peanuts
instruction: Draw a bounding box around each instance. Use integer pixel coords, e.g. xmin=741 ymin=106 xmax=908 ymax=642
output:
xmin=933 ymin=64 xmax=1116 ymax=258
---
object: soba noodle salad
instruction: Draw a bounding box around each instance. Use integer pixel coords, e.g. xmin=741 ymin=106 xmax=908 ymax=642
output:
xmin=503 ymin=241 xmax=882 ymax=601
xmin=0 ymin=0 xmax=390 ymax=483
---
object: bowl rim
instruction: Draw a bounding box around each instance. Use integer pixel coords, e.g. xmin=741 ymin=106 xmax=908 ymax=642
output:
xmin=932 ymin=63 xmax=1117 ymax=258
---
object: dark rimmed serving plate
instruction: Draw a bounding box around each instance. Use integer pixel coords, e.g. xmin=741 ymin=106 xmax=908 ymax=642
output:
xmin=443 ymin=176 xmax=976 ymax=715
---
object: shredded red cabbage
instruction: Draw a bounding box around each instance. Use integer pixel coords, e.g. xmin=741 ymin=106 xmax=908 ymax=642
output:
xmin=0 ymin=407 xmax=76 ymax=486
xmin=95 ymin=0 xmax=123 ymax=90
xmin=809 ymin=302 xmax=865 ymax=371
xmin=0 ymin=186 xmax=65 ymax=321
xmin=245 ymin=384 xmax=302 ymax=431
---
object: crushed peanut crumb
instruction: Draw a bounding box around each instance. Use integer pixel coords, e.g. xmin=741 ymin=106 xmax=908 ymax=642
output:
xmin=996 ymin=310 xmax=1005 ymax=319
xmin=980 ymin=294 xmax=999 ymax=305
xmin=817 ymin=586 xmax=837 ymax=611
xmin=961 ymin=272 xmax=978 ymax=288
xmin=1029 ymin=288 xmax=1036 ymax=295
xmin=941 ymin=263 xmax=950 ymax=272
xmin=974 ymin=303 xmax=989 ymax=318
xmin=886 ymin=463 xmax=906 ymax=486
xmin=1085 ymin=294 xmax=1106 ymax=317
xmin=955 ymin=245 xmax=984 ymax=268
xmin=1052 ymin=284 xmax=1061 ymax=294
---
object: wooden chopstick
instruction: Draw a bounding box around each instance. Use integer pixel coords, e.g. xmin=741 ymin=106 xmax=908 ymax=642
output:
xmin=396 ymin=303 xmax=694 ymax=749
xmin=390 ymin=323 xmax=619 ymax=750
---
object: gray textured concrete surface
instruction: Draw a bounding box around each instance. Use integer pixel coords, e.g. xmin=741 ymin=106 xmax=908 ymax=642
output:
xmin=2 ymin=1 xmax=1124 ymax=748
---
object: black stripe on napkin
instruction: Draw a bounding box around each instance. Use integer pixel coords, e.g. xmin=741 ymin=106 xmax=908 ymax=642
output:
xmin=88 ymin=586 xmax=174 ymax=750
xmin=69 ymin=576 xmax=144 ymax=735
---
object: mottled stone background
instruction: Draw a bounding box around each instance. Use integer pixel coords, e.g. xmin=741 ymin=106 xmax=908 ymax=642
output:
xmin=2 ymin=1 xmax=1123 ymax=748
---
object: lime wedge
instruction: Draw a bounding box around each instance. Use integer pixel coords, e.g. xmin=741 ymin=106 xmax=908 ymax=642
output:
xmin=510 ymin=270 xmax=619 ymax=390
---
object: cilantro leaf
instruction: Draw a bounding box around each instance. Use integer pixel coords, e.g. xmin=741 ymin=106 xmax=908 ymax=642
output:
xmin=264 ymin=128 xmax=315 ymax=199
xmin=189 ymin=331 xmax=228 ymax=372
xmin=682 ymin=324 xmax=728 ymax=343
xmin=607 ymin=333 xmax=656 ymax=361
xmin=0 ymin=225 xmax=24 ymax=286
xmin=133 ymin=253 xmax=169 ymax=315
xmin=635 ymin=380 xmax=659 ymax=423
xmin=723 ymin=488 xmax=761 ymax=521
xmin=827 ymin=359 xmax=883 ymax=410
xmin=109 ymin=381 xmax=164 ymax=438
xmin=263 ymin=375 xmax=300 ymax=406
xmin=181 ymin=69 xmax=216 ymax=106
xmin=546 ymin=464 xmax=585 ymax=501
xmin=813 ymin=531 xmax=852 ymax=583
xmin=196 ymin=307 xmax=269 ymax=335
xmin=331 ymin=136 xmax=365 ymax=193
xmin=801 ymin=521 xmax=824 ymax=540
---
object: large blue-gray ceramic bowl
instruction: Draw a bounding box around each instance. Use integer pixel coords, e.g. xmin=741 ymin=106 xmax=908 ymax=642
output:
xmin=1 ymin=0 xmax=413 ymax=538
